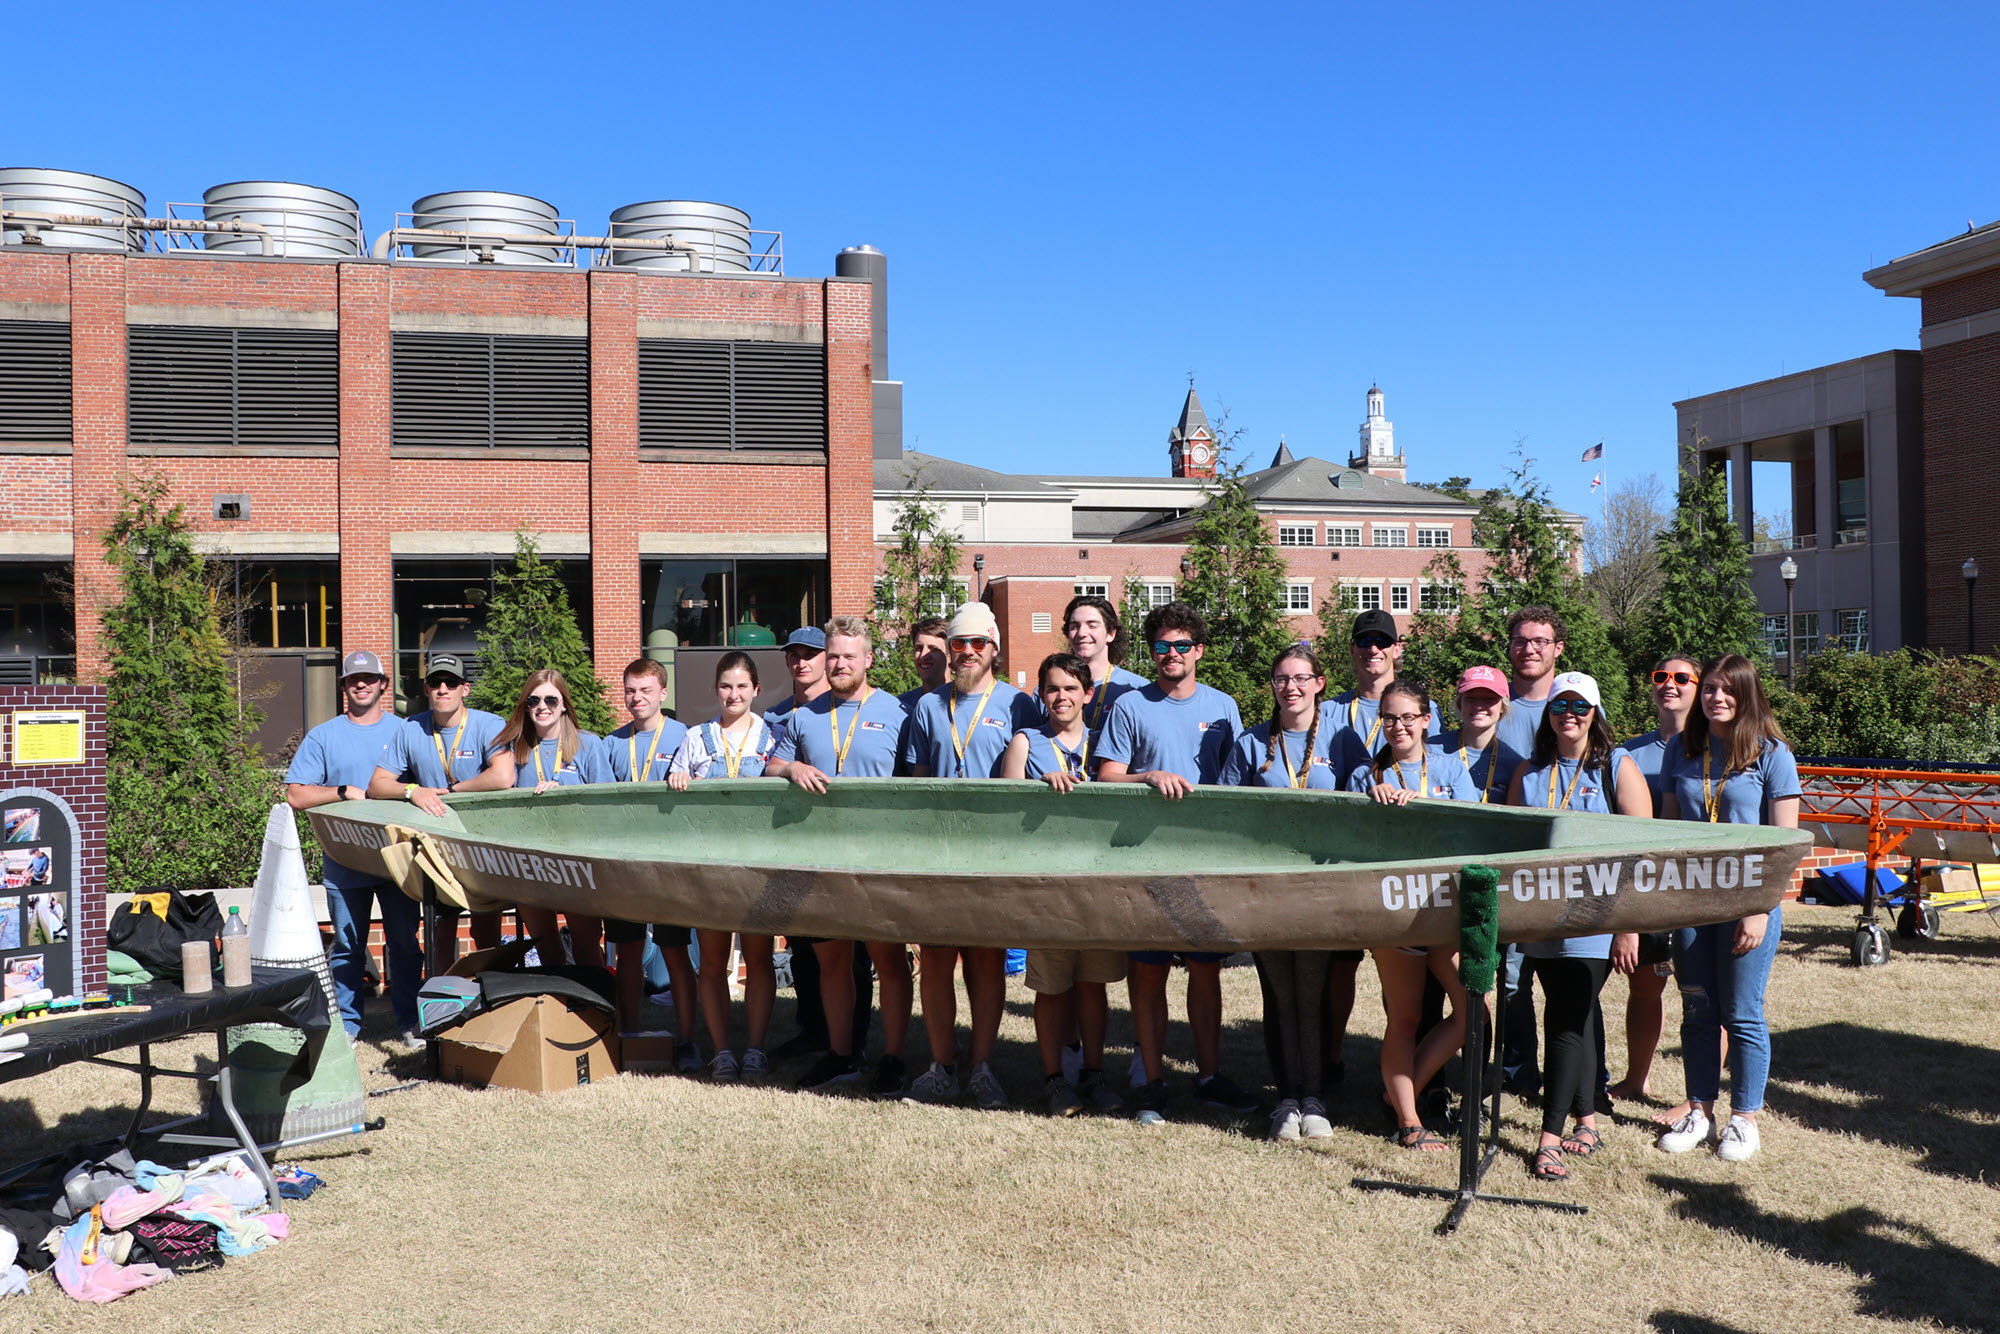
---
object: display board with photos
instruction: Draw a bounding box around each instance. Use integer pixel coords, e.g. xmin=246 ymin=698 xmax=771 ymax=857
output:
xmin=0 ymin=793 xmax=73 ymax=1001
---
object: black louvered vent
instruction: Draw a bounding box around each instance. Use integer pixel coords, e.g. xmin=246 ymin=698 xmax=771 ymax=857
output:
xmin=639 ymin=338 xmax=825 ymax=451
xmin=0 ymin=321 xmax=73 ymax=443
xmin=393 ymin=332 xmax=589 ymax=448
xmin=128 ymin=325 xmax=338 ymax=448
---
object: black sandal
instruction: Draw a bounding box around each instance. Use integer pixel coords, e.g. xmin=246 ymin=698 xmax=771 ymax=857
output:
xmin=1395 ymin=1125 xmax=1448 ymax=1152
xmin=1532 ymin=1145 xmax=1569 ymax=1181
xmin=1561 ymin=1124 xmax=1605 ymax=1157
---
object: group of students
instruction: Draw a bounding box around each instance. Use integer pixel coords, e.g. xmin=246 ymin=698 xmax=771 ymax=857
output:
xmin=286 ymin=594 xmax=1797 ymax=1172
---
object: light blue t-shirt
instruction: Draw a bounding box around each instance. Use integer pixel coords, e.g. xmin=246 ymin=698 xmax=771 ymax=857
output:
xmin=1432 ymin=729 xmax=1527 ymax=806
xmin=1323 ymin=691 xmax=1444 ymax=778
xmin=1082 ymin=666 xmax=1150 ymax=734
xmin=1345 ymin=749 xmax=1479 ymax=802
xmin=1019 ymin=728 xmax=1091 ymax=784
xmin=381 ymin=708 xmax=507 ymax=790
xmin=580 ymin=719 xmax=689 ymax=784
xmin=1515 ymin=748 xmax=1631 ymax=960
xmin=1621 ymin=728 xmax=1677 ymax=806
xmin=1496 ymin=689 xmax=1553 ymax=760
xmin=771 ymin=688 xmax=908 ymax=778
xmin=513 ymin=731 xmax=599 ymax=788
xmin=902 ymin=681 xmax=1045 ymax=778
xmin=1096 ymin=682 xmax=1242 ymax=785
xmin=285 ymin=713 xmax=405 ymax=890
xmin=1219 ymin=721 xmax=1343 ymax=790
xmin=1665 ymin=735 xmax=1802 ymax=826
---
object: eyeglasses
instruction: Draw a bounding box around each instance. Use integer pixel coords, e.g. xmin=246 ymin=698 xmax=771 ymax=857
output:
xmin=947 ymin=636 xmax=993 ymax=652
xmin=1510 ymin=636 xmax=1556 ymax=651
xmin=1380 ymin=712 xmax=1426 ymax=729
xmin=424 ymin=677 xmax=462 ymax=691
xmin=527 ymin=694 xmax=564 ymax=709
xmin=1271 ymin=674 xmax=1321 ymax=688
xmin=1151 ymin=640 xmax=1200 ymax=656
xmin=1651 ymin=670 xmax=1696 ymax=686
xmin=1353 ymin=634 xmax=1394 ymax=651
xmin=1548 ymin=699 xmax=1596 ymax=716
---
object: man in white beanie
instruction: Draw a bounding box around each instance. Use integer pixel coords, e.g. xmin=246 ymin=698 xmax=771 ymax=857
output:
xmin=898 ymin=600 xmax=1045 ymax=1108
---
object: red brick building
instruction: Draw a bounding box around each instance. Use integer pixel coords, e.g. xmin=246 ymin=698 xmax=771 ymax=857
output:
xmin=0 ymin=188 xmax=876 ymax=739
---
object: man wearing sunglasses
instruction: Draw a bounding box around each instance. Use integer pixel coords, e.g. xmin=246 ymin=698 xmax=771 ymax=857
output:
xmin=1097 ymin=601 xmax=1260 ymax=1122
xmin=1495 ymin=605 xmax=1567 ymax=760
xmin=368 ymin=654 xmax=516 ymax=818
xmin=899 ymin=602 xmax=1045 ymax=1109
xmin=1323 ymin=609 xmax=1441 ymax=777
xmin=286 ymin=650 xmax=418 ymax=1044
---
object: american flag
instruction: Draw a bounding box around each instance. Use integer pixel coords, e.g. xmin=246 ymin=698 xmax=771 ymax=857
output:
xmin=1581 ymin=442 xmax=1604 ymax=462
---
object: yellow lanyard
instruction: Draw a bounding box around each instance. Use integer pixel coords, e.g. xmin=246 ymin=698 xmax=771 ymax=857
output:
xmin=433 ymin=713 xmax=468 ymax=783
xmin=947 ymin=681 xmax=997 ymax=776
xmin=1459 ymin=745 xmax=1501 ymax=804
xmin=1350 ymin=697 xmax=1384 ymax=751
xmin=719 ymin=720 xmax=753 ymax=778
xmin=1702 ymin=749 xmax=1722 ymax=822
xmin=830 ymin=687 xmax=873 ymax=775
xmin=1087 ymin=676 xmax=1115 ymax=731
xmin=627 ymin=723 xmax=668 ymax=783
xmin=1547 ymin=758 xmax=1587 ymax=811
xmin=1049 ymin=731 xmax=1089 ymax=779
xmin=532 ymin=738 xmax=550 ymax=784
xmin=1278 ymin=729 xmax=1310 ymax=790
xmin=1390 ymin=752 xmax=1428 ymax=793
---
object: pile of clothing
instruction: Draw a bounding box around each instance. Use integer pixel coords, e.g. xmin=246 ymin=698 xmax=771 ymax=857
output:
xmin=0 ymin=1148 xmax=321 ymax=1303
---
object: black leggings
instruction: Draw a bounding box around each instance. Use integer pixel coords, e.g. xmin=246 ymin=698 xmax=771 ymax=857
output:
xmin=1255 ymin=950 xmax=1335 ymax=1099
xmin=1537 ymin=955 xmax=1612 ymax=1136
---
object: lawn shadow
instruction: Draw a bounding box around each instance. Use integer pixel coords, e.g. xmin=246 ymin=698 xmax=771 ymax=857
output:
xmin=1653 ymin=1172 xmax=2000 ymax=1333
xmin=1767 ymin=1022 xmax=2000 ymax=1186
xmin=1646 ymin=1312 xmax=1775 ymax=1334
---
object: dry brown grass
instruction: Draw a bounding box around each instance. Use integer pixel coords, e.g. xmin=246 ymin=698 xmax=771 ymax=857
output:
xmin=7 ymin=902 xmax=2000 ymax=1333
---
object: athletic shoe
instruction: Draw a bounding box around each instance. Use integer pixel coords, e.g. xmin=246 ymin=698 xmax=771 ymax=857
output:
xmin=869 ymin=1054 xmax=908 ymax=1098
xmin=903 ymin=1061 xmax=959 ymax=1105
xmin=1269 ymin=1098 xmax=1303 ymax=1141
xmin=706 ymin=1049 xmax=740 ymax=1083
xmin=769 ymin=1032 xmax=829 ymax=1063
xmin=1135 ymin=1078 xmax=1169 ymax=1125
xmin=385 ymin=1028 xmax=425 ymax=1053
xmin=1716 ymin=1114 xmax=1761 ymax=1163
xmin=1195 ymin=1072 xmax=1262 ymax=1115
xmin=1061 ymin=1041 xmax=1084 ymax=1088
xmin=968 ymin=1061 xmax=1009 ymax=1110
xmin=797 ymin=1050 xmax=861 ymax=1091
xmin=1078 ymin=1070 xmax=1124 ymax=1114
xmin=1657 ymin=1108 xmax=1715 ymax=1154
xmin=1299 ymin=1097 xmax=1334 ymax=1140
xmin=1045 ymin=1074 xmax=1084 ymax=1117
xmin=740 ymin=1048 xmax=771 ymax=1084
xmin=1129 ymin=1050 xmax=1149 ymax=1089
xmin=675 ymin=1041 xmax=703 ymax=1075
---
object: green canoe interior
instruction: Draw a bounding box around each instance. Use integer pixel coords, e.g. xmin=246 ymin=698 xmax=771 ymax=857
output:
xmin=389 ymin=779 xmax=1788 ymax=876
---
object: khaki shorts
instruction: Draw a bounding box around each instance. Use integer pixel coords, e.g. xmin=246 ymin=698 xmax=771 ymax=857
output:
xmin=1025 ymin=948 xmax=1128 ymax=994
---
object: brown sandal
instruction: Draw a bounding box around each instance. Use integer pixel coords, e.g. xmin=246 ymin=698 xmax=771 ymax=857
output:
xmin=1532 ymin=1145 xmax=1569 ymax=1181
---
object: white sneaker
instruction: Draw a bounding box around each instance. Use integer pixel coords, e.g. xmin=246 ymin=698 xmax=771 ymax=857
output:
xmin=1129 ymin=1050 xmax=1149 ymax=1089
xmin=1657 ymin=1108 xmax=1714 ymax=1154
xmin=1716 ymin=1114 xmax=1761 ymax=1163
xmin=1299 ymin=1097 xmax=1334 ymax=1140
xmin=1269 ymin=1098 xmax=1302 ymax=1142
xmin=1060 ymin=1042 xmax=1083 ymax=1088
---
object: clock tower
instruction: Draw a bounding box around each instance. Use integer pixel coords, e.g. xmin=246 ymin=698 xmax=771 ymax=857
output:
xmin=1168 ymin=388 xmax=1217 ymax=479
xmin=1349 ymin=383 xmax=1405 ymax=481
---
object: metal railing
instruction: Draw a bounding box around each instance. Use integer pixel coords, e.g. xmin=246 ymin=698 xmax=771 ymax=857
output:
xmin=376 ymin=212 xmax=783 ymax=274
xmin=1836 ymin=526 xmax=1869 ymax=547
xmin=1750 ymin=533 xmax=1815 ymax=554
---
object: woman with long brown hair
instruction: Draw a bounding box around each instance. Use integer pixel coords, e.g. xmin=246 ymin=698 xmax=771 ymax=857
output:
xmin=494 ymin=670 xmax=606 ymax=966
xmin=1656 ymin=653 xmax=1800 ymax=1164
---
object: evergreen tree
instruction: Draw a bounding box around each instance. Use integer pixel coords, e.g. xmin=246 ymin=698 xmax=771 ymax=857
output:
xmin=1176 ymin=454 xmax=1294 ymax=719
xmin=869 ymin=476 xmax=966 ymax=693
xmin=100 ymin=473 xmax=283 ymax=892
xmin=467 ymin=531 xmax=614 ymax=733
xmin=1643 ymin=458 xmax=1764 ymax=672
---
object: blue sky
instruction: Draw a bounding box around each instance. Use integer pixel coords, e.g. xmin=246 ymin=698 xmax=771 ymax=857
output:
xmin=15 ymin=4 xmax=1996 ymax=513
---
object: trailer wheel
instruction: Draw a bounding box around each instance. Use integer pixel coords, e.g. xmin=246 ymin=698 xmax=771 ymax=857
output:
xmin=1852 ymin=923 xmax=1891 ymax=967
xmin=1896 ymin=903 xmax=1923 ymax=939
xmin=1918 ymin=904 xmax=1943 ymax=941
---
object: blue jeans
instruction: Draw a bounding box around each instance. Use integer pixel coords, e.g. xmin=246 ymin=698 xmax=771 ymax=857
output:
xmin=1672 ymin=905 xmax=1782 ymax=1113
xmin=326 ymin=878 xmax=423 ymax=1036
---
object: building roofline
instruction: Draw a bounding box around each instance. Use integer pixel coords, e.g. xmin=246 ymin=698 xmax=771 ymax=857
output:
xmin=1862 ymin=222 xmax=2000 ymax=297
xmin=1672 ymin=348 xmax=1921 ymax=410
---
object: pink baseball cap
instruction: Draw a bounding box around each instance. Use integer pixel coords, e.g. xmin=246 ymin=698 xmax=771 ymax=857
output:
xmin=1456 ymin=665 xmax=1509 ymax=697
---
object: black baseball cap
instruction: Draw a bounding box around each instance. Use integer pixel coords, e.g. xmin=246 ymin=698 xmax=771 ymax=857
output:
xmin=1350 ymin=609 xmax=1399 ymax=643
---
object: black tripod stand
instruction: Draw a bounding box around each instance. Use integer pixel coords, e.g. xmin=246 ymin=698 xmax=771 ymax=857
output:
xmin=1353 ymin=970 xmax=1588 ymax=1235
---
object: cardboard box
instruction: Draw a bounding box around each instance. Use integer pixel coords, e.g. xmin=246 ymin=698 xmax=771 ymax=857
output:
xmin=617 ymin=1030 xmax=678 ymax=1075
xmin=436 ymin=994 xmax=621 ymax=1092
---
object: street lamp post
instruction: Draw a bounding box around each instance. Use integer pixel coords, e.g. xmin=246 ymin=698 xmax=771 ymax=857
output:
xmin=1779 ymin=556 xmax=1798 ymax=682
xmin=1966 ymin=558 xmax=1980 ymax=656
xmin=973 ymin=552 xmax=985 ymax=598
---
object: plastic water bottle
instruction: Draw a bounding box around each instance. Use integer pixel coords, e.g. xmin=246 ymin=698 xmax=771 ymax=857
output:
xmin=220 ymin=906 xmax=253 ymax=988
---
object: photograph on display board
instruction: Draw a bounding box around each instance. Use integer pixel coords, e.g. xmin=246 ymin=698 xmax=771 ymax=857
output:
xmin=3 ymin=808 xmax=39 ymax=843
xmin=2 ymin=847 xmax=50 ymax=889
xmin=0 ymin=899 xmax=17 ymax=949
xmin=3 ymin=954 xmax=43 ymax=1000
xmin=27 ymin=893 xmax=64 ymax=944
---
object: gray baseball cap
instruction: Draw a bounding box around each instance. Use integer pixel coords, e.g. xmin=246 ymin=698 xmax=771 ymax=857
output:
xmin=425 ymin=653 xmax=468 ymax=682
xmin=339 ymin=650 xmax=386 ymax=680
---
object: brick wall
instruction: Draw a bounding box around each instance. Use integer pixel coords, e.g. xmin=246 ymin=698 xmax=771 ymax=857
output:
xmin=1913 ymin=294 xmax=2000 ymax=651
xmin=0 ymin=687 xmax=107 ymax=994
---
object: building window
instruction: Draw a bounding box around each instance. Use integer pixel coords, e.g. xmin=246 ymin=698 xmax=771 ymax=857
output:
xmin=1277 ymin=524 xmax=1316 ymax=547
xmin=1327 ymin=526 xmax=1362 ymax=548
xmin=638 ymin=338 xmax=827 ymax=452
xmin=645 ymin=558 xmax=829 ymax=652
xmin=940 ymin=579 xmax=971 ymax=616
xmin=1143 ymin=581 xmax=1176 ymax=608
xmin=1833 ymin=421 xmax=1866 ymax=539
xmin=874 ymin=579 xmax=896 ymax=614
xmin=1340 ymin=582 xmax=1382 ymax=611
xmin=1419 ymin=581 xmax=1460 ymax=613
xmin=1371 ymin=526 xmax=1408 ymax=547
xmin=1074 ymin=582 xmax=1109 ymax=598
xmin=1390 ymin=583 xmax=1411 ymax=612
xmin=393 ymin=331 xmax=588 ymax=449
xmin=1417 ymin=527 xmax=1453 ymax=548
xmin=1283 ymin=581 xmax=1314 ymax=612
xmin=130 ymin=325 xmax=339 ymax=449
xmin=1834 ymin=608 xmax=1870 ymax=653
xmin=1763 ymin=612 xmax=1821 ymax=658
